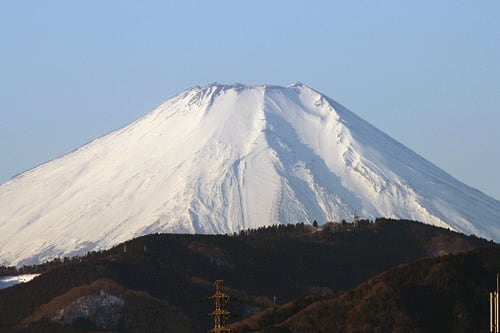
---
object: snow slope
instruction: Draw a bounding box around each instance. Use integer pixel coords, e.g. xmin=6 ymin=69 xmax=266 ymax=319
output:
xmin=1 ymin=83 xmax=499 ymax=266
xmin=0 ymin=274 xmax=40 ymax=289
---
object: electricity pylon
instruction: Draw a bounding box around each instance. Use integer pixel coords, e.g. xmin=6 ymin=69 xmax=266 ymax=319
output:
xmin=209 ymin=280 xmax=231 ymax=333
xmin=491 ymin=273 xmax=499 ymax=333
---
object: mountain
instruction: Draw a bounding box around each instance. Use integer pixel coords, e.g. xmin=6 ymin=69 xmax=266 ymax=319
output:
xmin=1 ymin=82 xmax=499 ymax=266
xmin=0 ymin=220 xmax=496 ymax=332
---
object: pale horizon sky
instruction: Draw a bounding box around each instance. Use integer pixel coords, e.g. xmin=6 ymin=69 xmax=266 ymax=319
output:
xmin=1 ymin=1 xmax=499 ymax=200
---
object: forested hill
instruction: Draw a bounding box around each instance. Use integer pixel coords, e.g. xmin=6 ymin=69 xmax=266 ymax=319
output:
xmin=0 ymin=218 xmax=496 ymax=332
xmin=230 ymin=246 xmax=500 ymax=333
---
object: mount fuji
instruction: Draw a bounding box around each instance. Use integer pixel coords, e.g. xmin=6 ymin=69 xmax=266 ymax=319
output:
xmin=1 ymin=83 xmax=499 ymax=266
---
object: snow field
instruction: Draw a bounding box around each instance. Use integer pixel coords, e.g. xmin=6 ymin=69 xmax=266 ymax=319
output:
xmin=0 ymin=82 xmax=499 ymax=266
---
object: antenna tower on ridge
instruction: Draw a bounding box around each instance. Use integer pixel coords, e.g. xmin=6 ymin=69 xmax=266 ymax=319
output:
xmin=353 ymin=210 xmax=359 ymax=226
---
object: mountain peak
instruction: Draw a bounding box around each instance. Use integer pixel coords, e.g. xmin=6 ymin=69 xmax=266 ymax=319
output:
xmin=1 ymin=83 xmax=499 ymax=266
xmin=186 ymin=82 xmax=314 ymax=94
xmin=287 ymin=81 xmax=305 ymax=87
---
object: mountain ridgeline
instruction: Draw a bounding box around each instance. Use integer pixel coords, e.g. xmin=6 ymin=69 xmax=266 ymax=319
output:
xmin=1 ymin=83 xmax=500 ymax=267
xmin=0 ymin=219 xmax=497 ymax=332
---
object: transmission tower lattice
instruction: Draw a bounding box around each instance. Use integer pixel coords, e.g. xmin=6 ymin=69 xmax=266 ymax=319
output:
xmin=209 ymin=280 xmax=231 ymax=333
xmin=491 ymin=273 xmax=499 ymax=333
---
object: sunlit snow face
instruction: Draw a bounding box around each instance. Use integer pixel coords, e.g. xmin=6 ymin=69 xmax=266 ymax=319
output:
xmin=0 ymin=83 xmax=498 ymax=267
xmin=0 ymin=274 xmax=40 ymax=289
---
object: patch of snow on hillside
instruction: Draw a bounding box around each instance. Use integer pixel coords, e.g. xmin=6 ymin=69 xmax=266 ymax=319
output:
xmin=0 ymin=274 xmax=40 ymax=289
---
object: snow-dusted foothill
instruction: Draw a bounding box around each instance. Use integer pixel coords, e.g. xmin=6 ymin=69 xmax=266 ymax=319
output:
xmin=0 ymin=274 xmax=40 ymax=289
xmin=1 ymin=83 xmax=499 ymax=266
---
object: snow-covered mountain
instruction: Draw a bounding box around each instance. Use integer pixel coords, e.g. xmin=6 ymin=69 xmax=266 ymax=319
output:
xmin=1 ymin=83 xmax=499 ymax=266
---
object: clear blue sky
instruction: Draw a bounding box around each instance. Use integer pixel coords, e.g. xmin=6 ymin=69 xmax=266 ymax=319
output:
xmin=1 ymin=1 xmax=499 ymax=200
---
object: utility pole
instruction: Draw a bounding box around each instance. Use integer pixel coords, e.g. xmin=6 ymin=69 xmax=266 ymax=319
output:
xmin=491 ymin=273 xmax=499 ymax=333
xmin=209 ymin=280 xmax=231 ymax=333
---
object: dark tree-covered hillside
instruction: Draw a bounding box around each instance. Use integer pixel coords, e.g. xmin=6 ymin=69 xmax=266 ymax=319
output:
xmin=0 ymin=219 xmax=496 ymax=333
